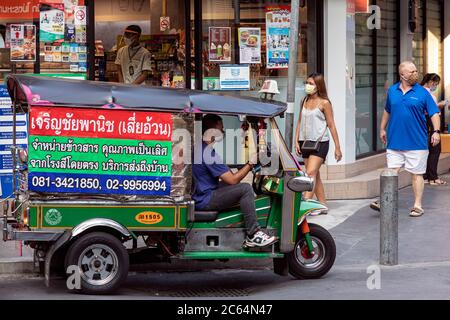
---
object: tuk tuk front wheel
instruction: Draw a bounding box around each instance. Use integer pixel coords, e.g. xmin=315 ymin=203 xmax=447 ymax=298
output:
xmin=287 ymin=223 xmax=336 ymax=279
xmin=65 ymin=232 xmax=129 ymax=294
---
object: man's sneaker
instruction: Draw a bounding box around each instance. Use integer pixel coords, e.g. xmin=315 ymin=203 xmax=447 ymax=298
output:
xmin=370 ymin=201 xmax=380 ymax=212
xmin=244 ymin=231 xmax=278 ymax=248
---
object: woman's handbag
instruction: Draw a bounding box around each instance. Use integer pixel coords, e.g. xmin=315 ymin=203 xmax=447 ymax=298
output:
xmin=300 ymin=98 xmax=327 ymax=152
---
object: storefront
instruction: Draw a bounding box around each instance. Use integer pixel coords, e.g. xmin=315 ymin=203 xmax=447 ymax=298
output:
xmin=0 ymin=0 xmax=323 ymax=93
xmin=355 ymin=0 xmax=446 ymax=158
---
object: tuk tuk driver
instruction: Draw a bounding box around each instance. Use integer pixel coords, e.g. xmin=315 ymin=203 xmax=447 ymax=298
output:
xmin=115 ymin=25 xmax=152 ymax=85
xmin=192 ymin=114 xmax=278 ymax=248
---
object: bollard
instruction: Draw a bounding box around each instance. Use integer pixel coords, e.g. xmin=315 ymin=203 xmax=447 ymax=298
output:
xmin=380 ymin=169 xmax=398 ymax=266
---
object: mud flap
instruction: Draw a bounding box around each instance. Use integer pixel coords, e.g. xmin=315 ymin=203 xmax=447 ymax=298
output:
xmin=45 ymin=230 xmax=71 ymax=288
xmin=273 ymin=256 xmax=289 ymax=276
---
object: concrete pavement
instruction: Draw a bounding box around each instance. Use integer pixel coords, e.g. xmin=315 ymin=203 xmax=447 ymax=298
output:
xmin=0 ymin=173 xmax=450 ymax=298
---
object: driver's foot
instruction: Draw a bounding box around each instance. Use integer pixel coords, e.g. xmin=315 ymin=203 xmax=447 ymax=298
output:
xmin=244 ymin=230 xmax=278 ymax=248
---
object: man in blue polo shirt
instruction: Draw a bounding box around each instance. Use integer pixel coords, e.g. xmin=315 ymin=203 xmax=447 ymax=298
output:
xmin=371 ymin=61 xmax=441 ymax=217
xmin=192 ymin=114 xmax=277 ymax=248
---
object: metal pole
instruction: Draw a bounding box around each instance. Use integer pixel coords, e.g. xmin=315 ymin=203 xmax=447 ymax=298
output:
xmin=285 ymin=0 xmax=300 ymax=151
xmin=380 ymin=169 xmax=399 ymax=266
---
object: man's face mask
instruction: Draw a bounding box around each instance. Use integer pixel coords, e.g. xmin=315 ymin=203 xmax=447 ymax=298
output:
xmin=123 ymin=36 xmax=133 ymax=46
xmin=203 ymin=128 xmax=224 ymax=143
xmin=401 ymin=71 xmax=419 ymax=86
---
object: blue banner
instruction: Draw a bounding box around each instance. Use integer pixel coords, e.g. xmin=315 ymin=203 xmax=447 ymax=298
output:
xmin=0 ymin=85 xmax=9 ymax=98
xmin=28 ymin=172 xmax=172 ymax=196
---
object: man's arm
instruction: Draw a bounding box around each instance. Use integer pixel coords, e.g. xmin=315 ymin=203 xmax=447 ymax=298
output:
xmin=132 ymin=70 xmax=148 ymax=85
xmin=380 ymin=110 xmax=390 ymax=145
xmin=430 ymin=113 xmax=441 ymax=147
xmin=115 ymin=48 xmax=124 ymax=83
xmin=220 ymin=163 xmax=253 ymax=185
xmin=117 ymin=68 xmax=124 ymax=83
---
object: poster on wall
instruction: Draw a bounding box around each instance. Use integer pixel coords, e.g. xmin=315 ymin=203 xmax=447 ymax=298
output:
xmin=10 ymin=24 xmax=36 ymax=62
xmin=40 ymin=3 xmax=65 ymax=42
xmin=266 ymin=6 xmax=290 ymax=69
xmin=219 ymin=65 xmax=250 ymax=91
xmin=238 ymin=28 xmax=261 ymax=64
xmin=209 ymin=27 xmax=231 ymax=62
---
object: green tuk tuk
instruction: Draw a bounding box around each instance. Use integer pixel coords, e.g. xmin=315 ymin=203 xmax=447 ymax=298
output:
xmin=2 ymin=75 xmax=335 ymax=294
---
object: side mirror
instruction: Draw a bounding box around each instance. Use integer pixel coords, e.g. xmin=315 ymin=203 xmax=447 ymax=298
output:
xmin=287 ymin=176 xmax=314 ymax=193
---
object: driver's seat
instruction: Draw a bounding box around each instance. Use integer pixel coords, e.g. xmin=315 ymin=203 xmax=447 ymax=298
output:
xmin=194 ymin=210 xmax=219 ymax=222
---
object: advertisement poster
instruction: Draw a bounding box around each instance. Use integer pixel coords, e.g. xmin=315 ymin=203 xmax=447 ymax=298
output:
xmin=64 ymin=0 xmax=79 ymax=24
xmin=266 ymin=6 xmax=290 ymax=69
xmin=10 ymin=24 xmax=36 ymax=62
xmin=219 ymin=65 xmax=250 ymax=91
xmin=40 ymin=3 xmax=65 ymax=42
xmin=239 ymin=28 xmax=261 ymax=64
xmin=28 ymin=107 xmax=173 ymax=196
xmin=0 ymin=85 xmax=28 ymax=176
xmin=209 ymin=27 xmax=231 ymax=62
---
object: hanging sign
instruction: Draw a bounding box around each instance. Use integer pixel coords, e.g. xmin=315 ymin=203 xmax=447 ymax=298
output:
xmin=40 ymin=3 xmax=65 ymax=42
xmin=10 ymin=24 xmax=36 ymax=62
xmin=219 ymin=65 xmax=250 ymax=91
xmin=74 ymin=5 xmax=86 ymax=26
xmin=209 ymin=27 xmax=232 ymax=62
xmin=160 ymin=16 xmax=170 ymax=32
xmin=266 ymin=6 xmax=290 ymax=69
xmin=238 ymin=27 xmax=261 ymax=64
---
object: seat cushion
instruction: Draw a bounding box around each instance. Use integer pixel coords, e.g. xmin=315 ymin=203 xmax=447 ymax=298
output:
xmin=194 ymin=210 xmax=219 ymax=222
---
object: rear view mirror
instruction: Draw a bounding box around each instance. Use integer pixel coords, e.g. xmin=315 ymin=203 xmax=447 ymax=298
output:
xmin=287 ymin=176 xmax=314 ymax=193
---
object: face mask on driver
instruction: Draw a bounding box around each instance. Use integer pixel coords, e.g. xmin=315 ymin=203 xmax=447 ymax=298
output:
xmin=123 ymin=36 xmax=133 ymax=47
xmin=203 ymin=128 xmax=224 ymax=143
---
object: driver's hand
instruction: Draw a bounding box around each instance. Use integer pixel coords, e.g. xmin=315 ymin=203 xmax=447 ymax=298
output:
xmin=295 ymin=142 xmax=302 ymax=155
xmin=249 ymin=151 xmax=258 ymax=165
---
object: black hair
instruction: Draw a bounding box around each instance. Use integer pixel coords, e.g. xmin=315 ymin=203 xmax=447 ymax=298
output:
xmin=0 ymin=24 xmax=6 ymax=37
xmin=202 ymin=114 xmax=222 ymax=135
xmin=125 ymin=25 xmax=142 ymax=36
xmin=421 ymin=73 xmax=441 ymax=86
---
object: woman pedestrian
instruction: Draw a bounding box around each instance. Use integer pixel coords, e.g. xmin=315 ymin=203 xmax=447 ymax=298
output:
xmin=295 ymin=73 xmax=342 ymax=214
xmin=421 ymin=73 xmax=448 ymax=185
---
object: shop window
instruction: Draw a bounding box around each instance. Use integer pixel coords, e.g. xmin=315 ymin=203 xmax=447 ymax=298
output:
xmin=355 ymin=7 xmax=374 ymax=156
xmin=355 ymin=0 xmax=399 ymax=157
xmin=95 ymin=0 xmax=187 ymax=86
xmin=197 ymin=0 xmax=321 ymax=135
xmin=0 ymin=0 xmax=90 ymax=83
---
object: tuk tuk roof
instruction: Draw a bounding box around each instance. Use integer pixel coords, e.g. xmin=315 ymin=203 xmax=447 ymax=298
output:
xmin=6 ymin=75 xmax=287 ymax=118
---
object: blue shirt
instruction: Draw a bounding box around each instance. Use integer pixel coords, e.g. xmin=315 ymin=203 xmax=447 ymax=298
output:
xmin=385 ymin=82 xmax=439 ymax=150
xmin=192 ymin=142 xmax=230 ymax=210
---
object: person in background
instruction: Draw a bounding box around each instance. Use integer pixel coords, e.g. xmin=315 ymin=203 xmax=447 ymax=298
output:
xmin=0 ymin=25 xmax=6 ymax=49
xmin=295 ymin=73 xmax=342 ymax=215
xmin=370 ymin=61 xmax=441 ymax=217
xmin=421 ymin=73 xmax=448 ymax=185
xmin=115 ymin=25 xmax=152 ymax=85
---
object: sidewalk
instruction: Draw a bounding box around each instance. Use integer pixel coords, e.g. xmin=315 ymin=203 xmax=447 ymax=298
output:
xmin=0 ymin=173 xmax=449 ymax=275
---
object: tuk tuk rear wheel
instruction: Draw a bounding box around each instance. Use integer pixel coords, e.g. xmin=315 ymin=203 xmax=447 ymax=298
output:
xmin=287 ymin=223 xmax=336 ymax=279
xmin=65 ymin=232 xmax=129 ymax=294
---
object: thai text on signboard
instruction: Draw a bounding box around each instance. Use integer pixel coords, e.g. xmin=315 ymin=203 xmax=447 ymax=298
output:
xmin=28 ymin=107 xmax=173 ymax=196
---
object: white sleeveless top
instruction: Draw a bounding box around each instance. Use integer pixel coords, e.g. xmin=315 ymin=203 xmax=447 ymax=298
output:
xmin=299 ymin=104 xmax=330 ymax=142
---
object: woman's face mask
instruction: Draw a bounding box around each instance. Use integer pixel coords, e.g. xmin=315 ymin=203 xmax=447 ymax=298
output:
xmin=430 ymin=83 xmax=439 ymax=92
xmin=305 ymin=83 xmax=317 ymax=95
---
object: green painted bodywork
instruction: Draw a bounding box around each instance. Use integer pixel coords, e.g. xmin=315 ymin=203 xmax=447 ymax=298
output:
xmin=25 ymin=178 xmax=325 ymax=260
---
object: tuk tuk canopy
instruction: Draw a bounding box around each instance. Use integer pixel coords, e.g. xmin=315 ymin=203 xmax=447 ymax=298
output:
xmin=6 ymin=75 xmax=287 ymax=118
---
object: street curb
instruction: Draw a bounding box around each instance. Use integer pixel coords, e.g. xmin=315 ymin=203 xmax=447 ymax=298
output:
xmin=0 ymin=258 xmax=34 ymax=274
xmin=0 ymin=257 xmax=272 ymax=275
